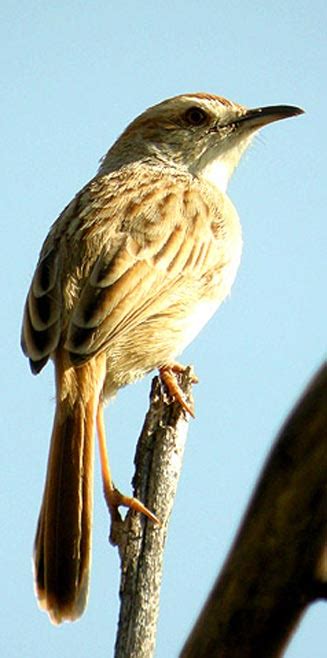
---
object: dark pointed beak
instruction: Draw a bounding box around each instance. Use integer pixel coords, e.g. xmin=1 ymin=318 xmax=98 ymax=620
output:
xmin=238 ymin=104 xmax=305 ymax=129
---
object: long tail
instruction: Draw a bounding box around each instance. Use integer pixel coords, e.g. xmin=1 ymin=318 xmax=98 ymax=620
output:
xmin=33 ymin=352 xmax=106 ymax=624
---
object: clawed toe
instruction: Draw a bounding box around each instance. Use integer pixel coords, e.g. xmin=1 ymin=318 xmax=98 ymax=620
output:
xmin=159 ymin=364 xmax=196 ymax=417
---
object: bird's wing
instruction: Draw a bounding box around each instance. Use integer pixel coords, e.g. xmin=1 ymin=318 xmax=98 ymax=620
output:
xmin=21 ymin=171 xmax=223 ymax=371
xmin=66 ymin=179 xmax=222 ymax=364
xmin=21 ymin=244 xmax=63 ymax=373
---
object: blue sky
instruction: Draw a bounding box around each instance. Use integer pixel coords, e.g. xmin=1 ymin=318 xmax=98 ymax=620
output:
xmin=2 ymin=2 xmax=326 ymax=657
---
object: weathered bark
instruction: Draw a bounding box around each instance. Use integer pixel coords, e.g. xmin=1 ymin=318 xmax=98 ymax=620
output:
xmin=180 ymin=363 xmax=327 ymax=658
xmin=112 ymin=368 xmax=195 ymax=658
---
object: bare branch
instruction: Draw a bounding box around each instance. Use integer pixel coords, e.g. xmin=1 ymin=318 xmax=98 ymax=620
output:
xmin=113 ymin=368 xmax=195 ymax=658
xmin=180 ymin=363 xmax=327 ymax=658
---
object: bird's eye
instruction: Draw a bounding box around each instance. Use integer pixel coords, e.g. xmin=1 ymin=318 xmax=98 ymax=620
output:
xmin=184 ymin=106 xmax=208 ymax=126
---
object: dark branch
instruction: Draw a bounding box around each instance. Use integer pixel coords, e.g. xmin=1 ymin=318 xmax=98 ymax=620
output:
xmin=180 ymin=363 xmax=327 ymax=658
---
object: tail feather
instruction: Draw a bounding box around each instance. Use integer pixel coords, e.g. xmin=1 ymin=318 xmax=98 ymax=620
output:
xmin=33 ymin=355 xmax=106 ymax=623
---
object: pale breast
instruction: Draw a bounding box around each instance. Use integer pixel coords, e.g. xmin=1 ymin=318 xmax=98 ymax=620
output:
xmin=100 ymin=182 xmax=242 ymax=397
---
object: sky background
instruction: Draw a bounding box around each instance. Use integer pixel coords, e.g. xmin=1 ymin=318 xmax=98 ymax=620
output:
xmin=1 ymin=1 xmax=326 ymax=657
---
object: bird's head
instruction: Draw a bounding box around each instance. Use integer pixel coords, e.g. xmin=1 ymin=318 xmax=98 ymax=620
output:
xmin=100 ymin=93 xmax=304 ymax=192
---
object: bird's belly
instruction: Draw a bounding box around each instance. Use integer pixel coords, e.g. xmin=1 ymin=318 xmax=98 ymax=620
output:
xmin=173 ymin=296 xmax=221 ymax=353
xmin=102 ymin=271 xmax=236 ymax=399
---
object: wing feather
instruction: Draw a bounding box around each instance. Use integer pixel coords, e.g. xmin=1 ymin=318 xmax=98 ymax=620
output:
xmin=21 ymin=249 xmax=62 ymax=372
xmin=22 ymin=168 xmax=225 ymax=371
xmin=66 ymin=201 xmax=218 ymax=363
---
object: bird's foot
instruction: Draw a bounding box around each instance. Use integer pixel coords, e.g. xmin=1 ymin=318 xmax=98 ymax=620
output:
xmin=104 ymin=485 xmax=160 ymax=525
xmin=159 ymin=363 xmax=198 ymax=417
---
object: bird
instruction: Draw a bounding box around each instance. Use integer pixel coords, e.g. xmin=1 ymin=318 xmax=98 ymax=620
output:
xmin=21 ymin=92 xmax=303 ymax=624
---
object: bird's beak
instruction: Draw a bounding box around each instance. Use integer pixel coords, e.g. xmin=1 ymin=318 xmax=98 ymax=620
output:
xmin=237 ymin=104 xmax=305 ymax=130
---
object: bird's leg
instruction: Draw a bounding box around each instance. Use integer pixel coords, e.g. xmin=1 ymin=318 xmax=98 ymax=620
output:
xmin=159 ymin=363 xmax=198 ymax=418
xmin=96 ymin=401 xmax=159 ymax=524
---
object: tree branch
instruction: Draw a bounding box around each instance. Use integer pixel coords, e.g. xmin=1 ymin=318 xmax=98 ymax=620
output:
xmin=180 ymin=363 xmax=327 ymax=658
xmin=112 ymin=367 xmax=195 ymax=658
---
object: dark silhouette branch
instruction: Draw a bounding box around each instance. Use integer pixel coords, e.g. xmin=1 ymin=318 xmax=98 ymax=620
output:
xmin=112 ymin=368 xmax=195 ymax=658
xmin=180 ymin=363 xmax=327 ymax=658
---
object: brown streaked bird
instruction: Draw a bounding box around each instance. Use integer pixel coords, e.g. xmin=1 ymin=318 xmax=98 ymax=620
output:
xmin=21 ymin=92 xmax=303 ymax=623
